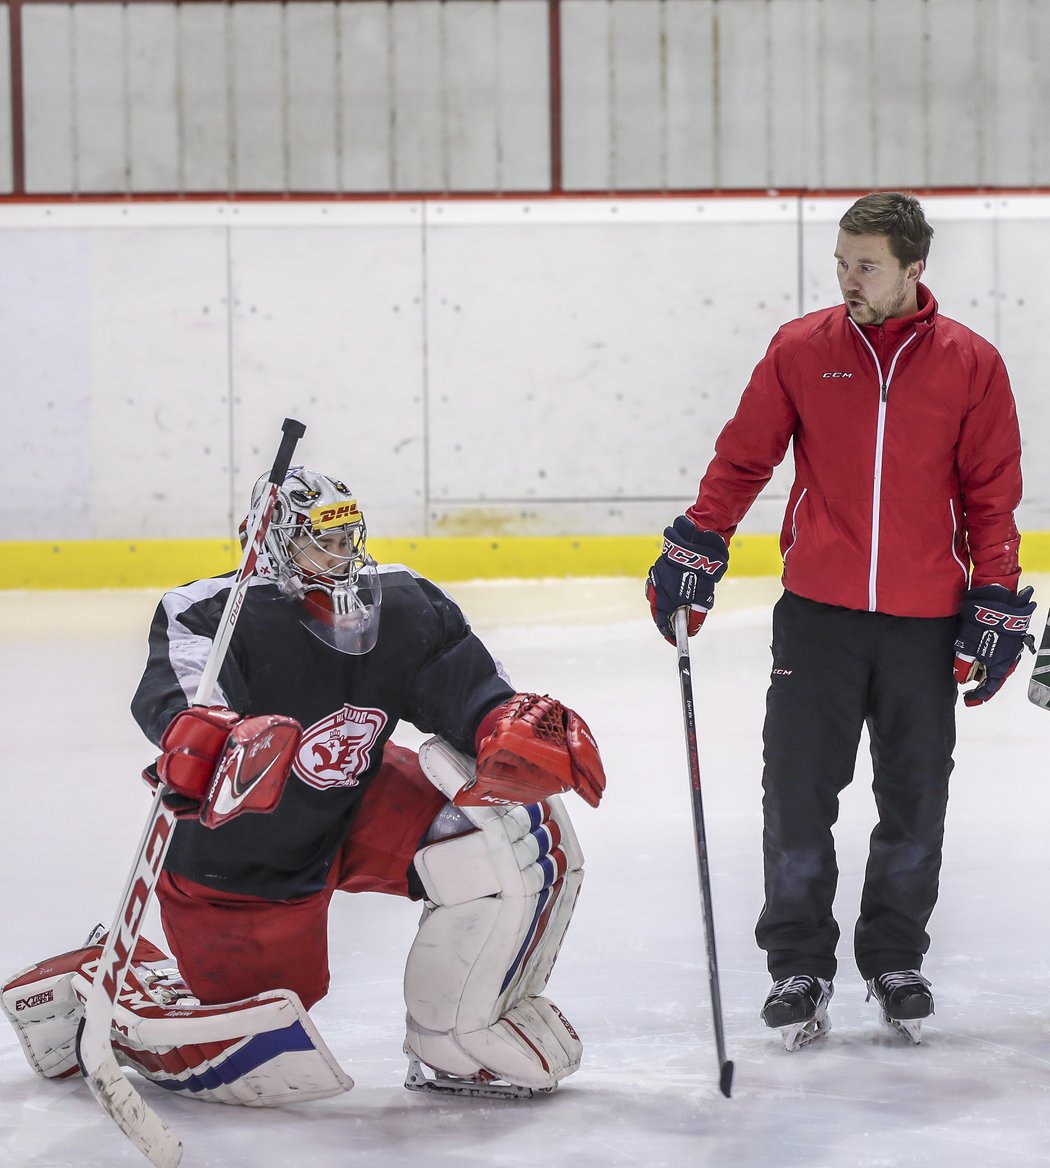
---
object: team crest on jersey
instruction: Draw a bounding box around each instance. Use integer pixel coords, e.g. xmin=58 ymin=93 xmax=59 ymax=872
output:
xmin=294 ymin=705 xmax=388 ymax=790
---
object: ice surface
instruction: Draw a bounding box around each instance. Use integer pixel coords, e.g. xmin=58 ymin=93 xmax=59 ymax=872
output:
xmin=2 ymin=577 xmax=1049 ymax=1168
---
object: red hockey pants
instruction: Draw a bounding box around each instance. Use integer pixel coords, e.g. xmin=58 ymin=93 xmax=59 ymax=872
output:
xmin=155 ymin=744 xmax=447 ymax=1009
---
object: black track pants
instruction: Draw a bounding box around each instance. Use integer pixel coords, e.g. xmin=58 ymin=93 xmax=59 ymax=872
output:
xmin=755 ymin=591 xmax=957 ymax=982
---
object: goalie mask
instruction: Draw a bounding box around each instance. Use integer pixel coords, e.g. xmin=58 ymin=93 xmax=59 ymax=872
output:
xmin=248 ymin=467 xmax=382 ymax=655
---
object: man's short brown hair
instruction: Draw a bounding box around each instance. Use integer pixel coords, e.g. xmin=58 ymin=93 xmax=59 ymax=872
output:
xmin=839 ymin=192 xmax=934 ymax=267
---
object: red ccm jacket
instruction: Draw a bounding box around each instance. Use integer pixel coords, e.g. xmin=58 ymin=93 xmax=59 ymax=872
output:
xmin=688 ymin=285 xmax=1022 ymax=618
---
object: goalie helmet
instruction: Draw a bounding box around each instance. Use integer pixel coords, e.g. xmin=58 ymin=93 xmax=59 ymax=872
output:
xmin=248 ymin=467 xmax=382 ymax=655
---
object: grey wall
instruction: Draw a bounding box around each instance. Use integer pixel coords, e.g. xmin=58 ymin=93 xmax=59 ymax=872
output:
xmin=3 ymin=0 xmax=1049 ymax=196
xmin=2 ymin=193 xmax=1047 ymax=546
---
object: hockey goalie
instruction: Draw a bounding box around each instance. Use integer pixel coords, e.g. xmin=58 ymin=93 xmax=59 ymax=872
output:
xmin=3 ymin=468 xmax=605 ymax=1106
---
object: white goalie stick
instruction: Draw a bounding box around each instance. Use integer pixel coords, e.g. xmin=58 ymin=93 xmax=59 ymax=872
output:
xmin=1028 ymin=604 xmax=1050 ymax=710
xmin=75 ymin=418 xmax=307 ymax=1168
xmin=673 ymin=608 xmax=734 ymax=1099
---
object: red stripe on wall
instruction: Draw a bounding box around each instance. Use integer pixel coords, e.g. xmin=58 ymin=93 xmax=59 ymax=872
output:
xmin=8 ymin=0 xmax=25 ymax=195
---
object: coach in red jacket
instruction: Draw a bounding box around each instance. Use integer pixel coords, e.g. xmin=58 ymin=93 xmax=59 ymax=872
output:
xmin=647 ymin=192 xmax=1035 ymax=1050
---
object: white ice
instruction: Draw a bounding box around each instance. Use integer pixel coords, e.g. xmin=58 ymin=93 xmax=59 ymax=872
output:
xmin=2 ymin=577 xmax=1049 ymax=1168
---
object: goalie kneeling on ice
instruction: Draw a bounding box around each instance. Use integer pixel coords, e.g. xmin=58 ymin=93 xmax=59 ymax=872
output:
xmin=2 ymin=737 xmax=586 ymax=1102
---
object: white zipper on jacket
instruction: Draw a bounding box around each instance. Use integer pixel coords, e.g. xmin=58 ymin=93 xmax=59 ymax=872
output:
xmin=848 ymin=319 xmax=920 ymax=611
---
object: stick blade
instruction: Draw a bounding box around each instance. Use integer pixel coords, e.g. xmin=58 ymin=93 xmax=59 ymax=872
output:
xmin=77 ymin=1009 xmax=183 ymax=1167
xmin=81 ymin=1054 xmax=183 ymax=1167
xmin=1028 ymin=674 xmax=1050 ymax=710
xmin=1029 ymin=610 xmax=1050 ymax=710
xmin=719 ymin=1059 xmax=734 ymax=1098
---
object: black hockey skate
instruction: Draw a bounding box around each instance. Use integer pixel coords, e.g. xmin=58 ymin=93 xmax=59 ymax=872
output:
xmin=761 ymin=975 xmax=833 ymax=1052
xmin=866 ymin=970 xmax=933 ymax=1044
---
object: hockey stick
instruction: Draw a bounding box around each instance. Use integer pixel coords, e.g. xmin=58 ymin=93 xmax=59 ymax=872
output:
xmin=1028 ymin=603 xmax=1050 ymax=710
xmin=76 ymin=418 xmax=307 ymax=1168
xmin=673 ymin=607 xmax=734 ymax=1099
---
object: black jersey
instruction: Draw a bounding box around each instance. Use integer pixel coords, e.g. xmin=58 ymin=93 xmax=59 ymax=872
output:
xmin=131 ymin=564 xmax=514 ymax=900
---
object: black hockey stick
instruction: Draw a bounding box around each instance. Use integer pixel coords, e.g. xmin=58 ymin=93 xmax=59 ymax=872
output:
xmin=76 ymin=418 xmax=306 ymax=1168
xmin=673 ymin=607 xmax=734 ymax=1098
xmin=1028 ymin=603 xmax=1050 ymax=710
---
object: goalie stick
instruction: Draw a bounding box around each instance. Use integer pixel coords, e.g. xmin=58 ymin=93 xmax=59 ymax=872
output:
xmin=75 ymin=417 xmax=307 ymax=1168
xmin=1028 ymin=604 xmax=1050 ymax=710
xmin=673 ymin=608 xmax=734 ymax=1099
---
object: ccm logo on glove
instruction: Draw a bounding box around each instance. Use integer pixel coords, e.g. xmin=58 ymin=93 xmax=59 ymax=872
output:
xmin=953 ymin=584 xmax=1036 ymax=707
xmin=646 ymin=515 xmax=730 ymax=642
xmin=662 ymin=540 xmax=726 ymax=574
xmin=971 ymin=606 xmax=1032 ymax=633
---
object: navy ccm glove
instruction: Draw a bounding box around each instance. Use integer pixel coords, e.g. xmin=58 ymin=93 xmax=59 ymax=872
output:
xmin=646 ymin=516 xmax=729 ymax=642
xmin=953 ymin=584 xmax=1036 ymax=706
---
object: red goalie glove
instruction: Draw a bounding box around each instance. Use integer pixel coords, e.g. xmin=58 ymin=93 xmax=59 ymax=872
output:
xmin=156 ymin=705 xmax=240 ymax=799
xmin=154 ymin=705 xmax=302 ymax=828
xmin=457 ymin=693 xmax=606 ymax=809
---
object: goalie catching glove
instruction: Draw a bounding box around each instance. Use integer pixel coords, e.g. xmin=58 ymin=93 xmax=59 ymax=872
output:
xmin=646 ymin=515 xmax=729 ymax=642
xmin=151 ymin=705 xmax=302 ymax=827
xmin=953 ymin=584 xmax=1036 ymax=706
xmin=457 ymin=694 xmax=605 ymax=809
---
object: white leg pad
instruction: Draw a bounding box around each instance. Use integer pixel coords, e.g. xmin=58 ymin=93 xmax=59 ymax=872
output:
xmin=407 ymin=738 xmax=584 ymax=1090
xmin=79 ymin=976 xmax=353 ymax=1106
xmin=3 ymin=933 xmax=353 ymax=1106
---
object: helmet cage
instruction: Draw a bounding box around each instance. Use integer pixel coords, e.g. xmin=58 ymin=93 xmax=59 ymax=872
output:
xmin=250 ymin=468 xmax=382 ymax=654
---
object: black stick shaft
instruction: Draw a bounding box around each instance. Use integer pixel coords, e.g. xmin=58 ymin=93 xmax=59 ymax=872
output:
xmin=194 ymin=418 xmax=306 ymax=705
xmin=674 ymin=608 xmax=734 ymax=1098
xmin=270 ymin=417 xmax=307 ymax=484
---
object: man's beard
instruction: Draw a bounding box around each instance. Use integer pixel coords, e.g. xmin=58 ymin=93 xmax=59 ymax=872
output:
xmin=845 ymin=274 xmax=910 ymax=325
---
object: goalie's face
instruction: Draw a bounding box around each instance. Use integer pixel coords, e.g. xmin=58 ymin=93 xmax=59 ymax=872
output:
xmin=266 ymin=470 xmax=368 ymax=592
xmin=289 ymin=526 xmax=361 ymax=583
xmin=285 ymin=504 xmax=382 ymax=657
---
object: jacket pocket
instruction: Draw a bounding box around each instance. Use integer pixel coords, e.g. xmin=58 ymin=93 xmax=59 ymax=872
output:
xmin=947 ymin=498 xmax=969 ymax=586
xmin=781 ymin=487 xmax=808 ymax=564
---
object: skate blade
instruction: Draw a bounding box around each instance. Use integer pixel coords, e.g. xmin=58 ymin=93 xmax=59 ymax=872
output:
xmin=781 ymin=1012 xmax=831 ymax=1052
xmin=404 ymin=1057 xmax=554 ymax=1100
xmin=880 ymin=1014 xmax=923 ymax=1045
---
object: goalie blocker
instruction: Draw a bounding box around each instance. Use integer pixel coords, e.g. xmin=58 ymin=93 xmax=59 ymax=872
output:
xmin=149 ymin=704 xmax=302 ymax=827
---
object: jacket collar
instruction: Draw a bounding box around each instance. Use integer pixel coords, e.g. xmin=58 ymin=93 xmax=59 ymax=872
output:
xmin=855 ymin=282 xmax=937 ymax=340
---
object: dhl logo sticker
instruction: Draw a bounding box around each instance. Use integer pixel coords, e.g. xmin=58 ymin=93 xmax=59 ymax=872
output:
xmin=310 ymin=500 xmax=362 ymax=531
